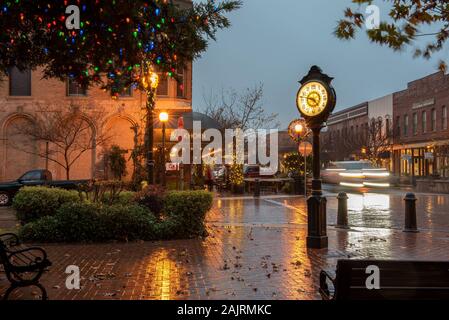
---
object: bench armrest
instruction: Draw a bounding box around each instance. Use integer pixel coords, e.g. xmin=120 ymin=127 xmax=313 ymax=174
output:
xmin=0 ymin=233 xmax=20 ymax=247
xmin=319 ymin=270 xmax=336 ymax=300
xmin=8 ymin=247 xmax=51 ymax=268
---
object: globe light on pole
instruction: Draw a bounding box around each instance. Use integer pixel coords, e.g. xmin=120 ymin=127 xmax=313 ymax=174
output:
xmin=295 ymin=124 xmax=304 ymax=135
xmin=288 ymin=118 xmax=309 ymax=143
xmin=159 ymin=111 xmax=169 ymax=123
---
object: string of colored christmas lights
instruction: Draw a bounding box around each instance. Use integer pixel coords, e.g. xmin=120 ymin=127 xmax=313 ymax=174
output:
xmin=0 ymin=0 xmax=241 ymax=95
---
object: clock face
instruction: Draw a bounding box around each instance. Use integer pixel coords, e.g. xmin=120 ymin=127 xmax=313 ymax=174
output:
xmin=297 ymin=81 xmax=329 ymax=117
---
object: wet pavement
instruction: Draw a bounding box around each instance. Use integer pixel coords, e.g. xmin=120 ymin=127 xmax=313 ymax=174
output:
xmin=210 ymin=188 xmax=449 ymax=232
xmin=1 ymin=187 xmax=449 ymax=300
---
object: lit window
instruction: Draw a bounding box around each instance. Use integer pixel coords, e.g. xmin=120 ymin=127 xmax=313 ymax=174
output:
xmin=9 ymin=67 xmax=31 ymax=96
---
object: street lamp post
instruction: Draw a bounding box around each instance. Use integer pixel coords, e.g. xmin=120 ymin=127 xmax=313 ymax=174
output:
xmin=288 ymin=119 xmax=310 ymax=196
xmin=141 ymin=63 xmax=159 ymax=184
xmin=159 ymin=111 xmax=169 ymax=187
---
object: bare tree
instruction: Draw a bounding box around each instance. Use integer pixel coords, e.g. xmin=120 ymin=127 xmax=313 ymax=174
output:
xmin=324 ymin=117 xmax=393 ymax=165
xmin=11 ymin=103 xmax=111 ymax=179
xmin=203 ymin=83 xmax=279 ymax=130
xmin=362 ymin=117 xmax=393 ymax=167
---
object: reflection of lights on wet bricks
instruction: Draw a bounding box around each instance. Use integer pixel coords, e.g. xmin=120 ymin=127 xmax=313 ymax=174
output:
xmin=363 ymin=182 xmax=390 ymax=188
xmin=340 ymin=182 xmax=364 ymax=188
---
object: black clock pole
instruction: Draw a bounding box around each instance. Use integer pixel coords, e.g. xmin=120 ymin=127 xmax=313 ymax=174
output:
xmin=306 ymin=125 xmax=328 ymax=249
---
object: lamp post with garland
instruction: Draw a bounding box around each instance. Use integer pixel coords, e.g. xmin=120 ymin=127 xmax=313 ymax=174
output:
xmin=140 ymin=62 xmax=159 ymax=185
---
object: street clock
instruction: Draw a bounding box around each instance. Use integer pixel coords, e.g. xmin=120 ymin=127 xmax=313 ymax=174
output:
xmin=296 ymin=66 xmax=336 ymax=127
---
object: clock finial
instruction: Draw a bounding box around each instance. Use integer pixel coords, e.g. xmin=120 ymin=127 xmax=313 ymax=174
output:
xmin=299 ymin=65 xmax=334 ymax=85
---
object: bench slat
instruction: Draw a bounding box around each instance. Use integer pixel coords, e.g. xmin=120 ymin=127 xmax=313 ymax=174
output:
xmin=324 ymin=259 xmax=449 ymax=300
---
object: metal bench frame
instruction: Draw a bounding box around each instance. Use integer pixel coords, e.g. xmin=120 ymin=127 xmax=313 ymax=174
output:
xmin=0 ymin=233 xmax=51 ymax=300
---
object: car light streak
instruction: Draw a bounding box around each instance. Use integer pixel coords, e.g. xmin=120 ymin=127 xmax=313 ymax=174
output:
xmin=363 ymin=172 xmax=390 ymax=177
xmin=363 ymin=182 xmax=390 ymax=188
xmin=339 ymin=172 xmax=365 ymax=178
xmin=340 ymin=182 xmax=364 ymax=188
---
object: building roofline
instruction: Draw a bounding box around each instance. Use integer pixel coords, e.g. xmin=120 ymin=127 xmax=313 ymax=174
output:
xmin=329 ymin=101 xmax=368 ymax=118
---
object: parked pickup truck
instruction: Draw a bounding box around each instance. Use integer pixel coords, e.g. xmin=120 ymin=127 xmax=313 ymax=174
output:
xmin=0 ymin=169 xmax=89 ymax=206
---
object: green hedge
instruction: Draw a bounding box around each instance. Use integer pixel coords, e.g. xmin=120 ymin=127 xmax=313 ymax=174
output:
xmin=20 ymin=203 xmax=157 ymax=242
xmin=19 ymin=190 xmax=213 ymax=243
xmin=164 ymin=190 xmax=213 ymax=238
xmin=13 ymin=186 xmax=80 ymax=224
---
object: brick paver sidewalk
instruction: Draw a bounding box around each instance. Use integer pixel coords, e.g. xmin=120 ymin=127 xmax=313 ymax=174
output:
xmin=1 ymin=196 xmax=449 ymax=300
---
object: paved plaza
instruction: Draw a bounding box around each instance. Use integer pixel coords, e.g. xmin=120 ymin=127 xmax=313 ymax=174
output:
xmin=1 ymin=189 xmax=449 ymax=300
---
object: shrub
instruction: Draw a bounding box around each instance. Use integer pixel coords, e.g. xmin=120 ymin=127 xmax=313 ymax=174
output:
xmin=164 ymin=190 xmax=213 ymax=238
xmin=19 ymin=216 xmax=62 ymax=242
xmin=100 ymin=204 xmax=157 ymax=241
xmin=19 ymin=190 xmax=214 ymax=243
xmin=134 ymin=185 xmax=166 ymax=216
xmin=55 ymin=202 xmax=103 ymax=242
xmin=13 ymin=186 xmax=79 ymax=224
xmin=20 ymin=202 xmax=158 ymax=242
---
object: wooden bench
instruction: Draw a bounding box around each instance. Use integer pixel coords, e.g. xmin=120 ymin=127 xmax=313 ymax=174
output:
xmin=0 ymin=233 xmax=51 ymax=300
xmin=320 ymin=259 xmax=449 ymax=300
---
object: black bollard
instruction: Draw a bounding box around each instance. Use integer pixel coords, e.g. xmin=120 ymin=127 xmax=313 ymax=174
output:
xmin=254 ymin=178 xmax=260 ymax=198
xmin=403 ymin=193 xmax=419 ymax=233
xmin=336 ymin=192 xmax=349 ymax=229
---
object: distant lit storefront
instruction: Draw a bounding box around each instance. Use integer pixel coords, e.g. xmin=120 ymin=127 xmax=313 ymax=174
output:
xmin=392 ymin=142 xmax=449 ymax=178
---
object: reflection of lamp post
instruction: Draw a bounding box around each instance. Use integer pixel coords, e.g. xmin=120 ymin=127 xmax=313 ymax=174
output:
xmin=141 ymin=63 xmax=159 ymax=184
xmin=159 ymin=111 xmax=169 ymax=187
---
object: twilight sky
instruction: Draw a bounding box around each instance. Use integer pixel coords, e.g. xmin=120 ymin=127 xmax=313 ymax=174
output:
xmin=191 ymin=0 xmax=448 ymax=129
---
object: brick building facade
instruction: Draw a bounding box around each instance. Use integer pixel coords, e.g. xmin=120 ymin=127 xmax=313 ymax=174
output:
xmin=322 ymin=102 xmax=369 ymax=162
xmin=0 ymin=65 xmax=192 ymax=181
xmin=392 ymin=71 xmax=449 ymax=179
xmin=322 ymin=71 xmax=449 ymax=181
